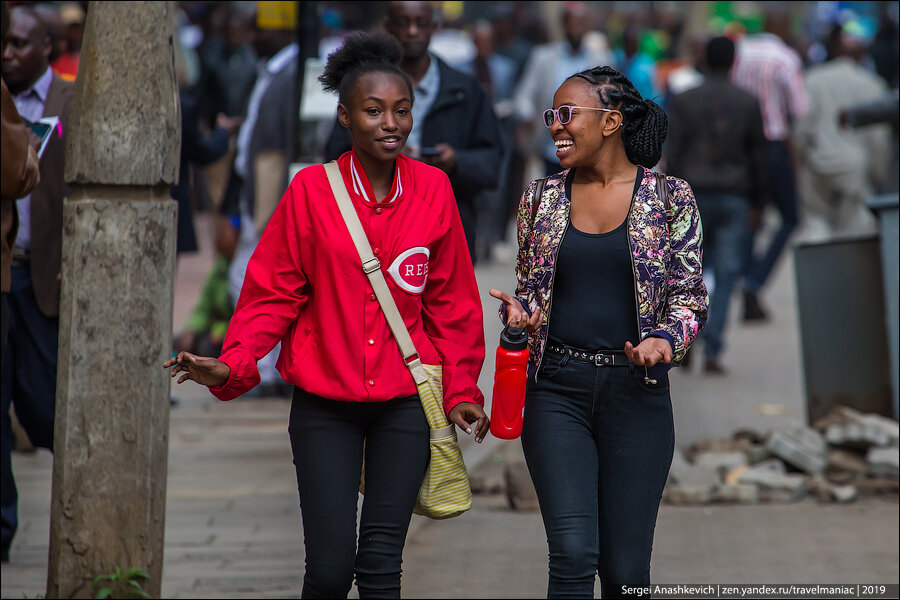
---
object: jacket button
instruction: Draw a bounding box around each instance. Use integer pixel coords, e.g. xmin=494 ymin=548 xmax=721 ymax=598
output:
xmin=375 ymin=207 xmax=383 ymax=214
xmin=370 ymin=294 xmax=377 ymax=301
xmin=368 ymin=379 xmax=375 ymax=387
xmin=368 ymin=339 xmax=375 ymax=346
xmin=373 ymin=248 xmax=380 ymax=256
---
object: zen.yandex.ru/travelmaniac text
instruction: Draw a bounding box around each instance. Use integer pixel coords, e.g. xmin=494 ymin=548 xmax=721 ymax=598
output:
xmin=619 ymin=584 xmax=897 ymax=598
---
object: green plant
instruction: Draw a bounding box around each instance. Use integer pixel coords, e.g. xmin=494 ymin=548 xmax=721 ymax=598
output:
xmin=92 ymin=566 xmax=151 ymax=599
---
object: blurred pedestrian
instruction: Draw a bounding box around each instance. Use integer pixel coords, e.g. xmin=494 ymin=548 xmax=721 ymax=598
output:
xmin=458 ymin=19 xmax=518 ymax=262
xmin=172 ymin=214 xmax=240 ymax=359
xmin=513 ymin=1 xmax=612 ymax=176
xmin=841 ymin=89 xmax=899 ymax=194
xmin=491 ymin=66 xmax=707 ymax=597
xmin=222 ymin=11 xmax=299 ymax=398
xmin=667 ymin=36 xmax=767 ymax=374
xmin=323 ymin=0 xmax=505 ymax=263
xmin=490 ymin=2 xmax=533 ymax=81
xmin=614 ymin=25 xmax=662 ymax=102
xmin=795 ymin=24 xmax=891 ymax=238
xmin=49 ymin=2 xmax=82 ymax=81
xmin=166 ymin=32 xmax=488 ymax=597
xmin=172 ymin=87 xmax=241 ymax=255
xmin=199 ymin=9 xmax=257 ymax=125
xmin=1 ymin=4 xmax=73 ymax=563
xmin=1 ymin=2 xmax=40 ymax=369
xmin=731 ymin=10 xmax=809 ymax=322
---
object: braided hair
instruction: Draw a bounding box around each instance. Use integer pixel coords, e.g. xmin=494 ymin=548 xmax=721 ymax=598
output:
xmin=569 ymin=66 xmax=667 ymax=167
xmin=319 ymin=31 xmax=414 ymax=106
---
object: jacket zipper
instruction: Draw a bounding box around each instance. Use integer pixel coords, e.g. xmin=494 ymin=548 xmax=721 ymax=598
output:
xmin=626 ymin=173 xmax=657 ymax=386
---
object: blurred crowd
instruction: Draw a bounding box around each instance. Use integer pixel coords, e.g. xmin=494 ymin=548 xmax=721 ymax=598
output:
xmin=3 ymin=0 xmax=899 ymax=394
xmin=168 ymin=0 xmax=899 ymax=379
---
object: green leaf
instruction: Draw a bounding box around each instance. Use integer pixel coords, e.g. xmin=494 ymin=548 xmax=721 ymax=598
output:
xmin=93 ymin=574 xmax=116 ymax=584
xmin=123 ymin=566 xmax=150 ymax=580
xmin=95 ymin=588 xmax=113 ymax=599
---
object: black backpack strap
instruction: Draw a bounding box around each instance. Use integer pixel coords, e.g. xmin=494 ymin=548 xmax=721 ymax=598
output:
xmin=530 ymin=176 xmax=548 ymax=228
xmin=655 ymin=171 xmax=671 ymax=221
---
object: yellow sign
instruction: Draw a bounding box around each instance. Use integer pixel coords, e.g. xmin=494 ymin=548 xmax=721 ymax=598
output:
xmin=257 ymin=1 xmax=298 ymax=30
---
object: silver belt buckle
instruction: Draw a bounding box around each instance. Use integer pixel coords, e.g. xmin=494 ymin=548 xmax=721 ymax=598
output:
xmin=594 ymin=353 xmax=611 ymax=367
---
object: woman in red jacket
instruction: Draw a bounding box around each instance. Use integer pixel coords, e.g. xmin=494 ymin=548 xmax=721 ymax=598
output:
xmin=164 ymin=32 xmax=488 ymax=598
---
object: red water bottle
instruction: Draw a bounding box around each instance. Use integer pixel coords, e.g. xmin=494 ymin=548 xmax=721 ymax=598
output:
xmin=490 ymin=324 xmax=529 ymax=439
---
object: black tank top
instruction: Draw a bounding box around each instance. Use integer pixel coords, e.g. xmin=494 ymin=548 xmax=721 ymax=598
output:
xmin=547 ymin=167 xmax=643 ymax=351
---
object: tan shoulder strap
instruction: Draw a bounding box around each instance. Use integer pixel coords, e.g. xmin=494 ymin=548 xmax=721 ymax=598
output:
xmin=323 ymin=161 xmax=429 ymax=384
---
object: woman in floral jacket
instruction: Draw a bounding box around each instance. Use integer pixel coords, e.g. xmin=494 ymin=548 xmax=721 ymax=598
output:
xmin=491 ymin=66 xmax=707 ymax=598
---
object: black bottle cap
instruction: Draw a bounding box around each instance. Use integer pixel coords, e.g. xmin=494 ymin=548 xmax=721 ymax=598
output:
xmin=500 ymin=324 xmax=528 ymax=350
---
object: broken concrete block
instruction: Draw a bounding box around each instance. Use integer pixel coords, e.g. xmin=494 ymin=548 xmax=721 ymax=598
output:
xmin=693 ymin=451 xmax=747 ymax=476
xmin=744 ymin=444 xmax=772 ymax=465
xmin=711 ymin=483 xmax=759 ymax=504
xmin=668 ymin=449 xmax=721 ymax=487
xmin=732 ymin=428 xmax=767 ymax=445
xmin=825 ymin=449 xmax=869 ymax=484
xmin=826 ymin=422 xmax=892 ymax=448
xmin=831 ymin=484 xmax=858 ymax=503
xmin=663 ymin=484 xmax=713 ymax=505
xmin=807 ymin=475 xmax=858 ymax=503
xmin=866 ymin=446 xmax=899 ymax=480
xmin=855 ymin=478 xmax=900 ymax=495
xmin=765 ymin=427 xmax=827 ymax=474
xmin=854 ymin=413 xmax=900 ymax=445
xmin=827 ymin=449 xmax=869 ymax=473
xmin=753 ymin=458 xmax=787 ymax=473
xmin=686 ymin=438 xmax=746 ymax=460
xmin=724 ymin=464 xmax=749 ymax=486
xmin=739 ymin=465 xmax=807 ymax=501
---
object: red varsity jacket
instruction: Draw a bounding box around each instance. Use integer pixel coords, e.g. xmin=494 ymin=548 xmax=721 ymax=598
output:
xmin=210 ymin=150 xmax=486 ymax=415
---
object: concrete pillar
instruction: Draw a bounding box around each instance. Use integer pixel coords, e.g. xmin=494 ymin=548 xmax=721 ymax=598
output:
xmin=47 ymin=2 xmax=180 ymax=598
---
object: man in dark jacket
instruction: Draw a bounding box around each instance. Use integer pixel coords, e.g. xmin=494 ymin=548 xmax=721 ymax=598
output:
xmin=323 ymin=0 xmax=504 ymax=262
xmin=1 ymin=4 xmax=73 ymax=562
xmin=666 ymin=36 xmax=767 ymax=374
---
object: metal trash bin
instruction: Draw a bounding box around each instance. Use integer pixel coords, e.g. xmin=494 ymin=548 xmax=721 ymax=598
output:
xmin=793 ymin=235 xmax=893 ymax=425
xmin=867 ymin=194 xmax=900 ymax=420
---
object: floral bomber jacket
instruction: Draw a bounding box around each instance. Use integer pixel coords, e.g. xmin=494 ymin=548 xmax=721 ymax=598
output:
xmin=500 ymin=168 xmax=709 ymax=382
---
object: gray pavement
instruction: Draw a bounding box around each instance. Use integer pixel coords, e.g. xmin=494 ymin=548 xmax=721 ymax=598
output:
xmin=2 ymin=214 xmax=898 ymax=598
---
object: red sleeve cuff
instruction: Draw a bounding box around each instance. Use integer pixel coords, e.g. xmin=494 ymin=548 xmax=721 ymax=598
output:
xmin=208 ymin=346 xmax=261 ymax=401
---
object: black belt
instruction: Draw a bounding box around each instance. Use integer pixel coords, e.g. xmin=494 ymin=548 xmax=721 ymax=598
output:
xmin=546 ymin=344 xmax=630 ymax=367
xmin=11 ymin=248 xmax=29 ymax=267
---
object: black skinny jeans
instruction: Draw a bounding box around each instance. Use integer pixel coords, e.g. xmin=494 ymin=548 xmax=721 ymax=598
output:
xmin=288 ymin=388 xmax=429 ymax=599
xmin=522 ymin=350 xmax=675 ymax=599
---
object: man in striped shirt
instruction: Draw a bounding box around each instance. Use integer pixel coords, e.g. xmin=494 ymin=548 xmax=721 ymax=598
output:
xmin=731 ymin=11 xmax=809 ymax=322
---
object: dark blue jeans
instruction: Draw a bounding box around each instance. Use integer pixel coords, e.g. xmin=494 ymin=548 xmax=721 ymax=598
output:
xmin=522 ymin=351 xmax=674 ymax=598
xmin=1 ymin=266 xmax=58 ymax=555
xmin=744 ymin=140 xmax=799 ymax=292
xmin=695 ymin=193 xmax=750 ymax=358
xmin=288 ymin=388 xmax=429 ymax=599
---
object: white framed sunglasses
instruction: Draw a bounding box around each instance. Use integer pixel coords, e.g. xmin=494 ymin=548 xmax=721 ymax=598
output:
xmin=543 ymin=105 xmax=618 ymax=127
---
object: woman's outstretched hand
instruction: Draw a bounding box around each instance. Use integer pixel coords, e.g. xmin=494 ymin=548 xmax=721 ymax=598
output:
xmin=163 ymin=351 xmax=231 ymax=387
xmin=489 ymin=289 xmax=542 ymax=333
xmin=448 ymin=402 xmax=489 ymax=443
xmin=624 ymin=338 xmax=673 ymax=367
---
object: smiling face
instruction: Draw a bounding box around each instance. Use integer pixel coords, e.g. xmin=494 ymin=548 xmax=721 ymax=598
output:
xmin=338 ymin=71 xmax=413 ymax=164
xmin=549 ymin=77 xmax=623 ymax=169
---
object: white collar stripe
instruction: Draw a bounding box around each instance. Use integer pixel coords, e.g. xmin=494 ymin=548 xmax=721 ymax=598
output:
xmin=349 ymin=156 xmax=371 ymax=202
xmin=349 ymin=155 xmax=402 ymax=204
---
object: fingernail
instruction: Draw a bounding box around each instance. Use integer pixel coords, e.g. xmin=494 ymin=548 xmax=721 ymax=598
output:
xmin=466 ymin=428 xmax=472 ymax=434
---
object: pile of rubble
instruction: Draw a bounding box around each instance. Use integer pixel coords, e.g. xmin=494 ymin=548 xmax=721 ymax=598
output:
xmin=664 ymin=407 xmax=899 ymax=505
